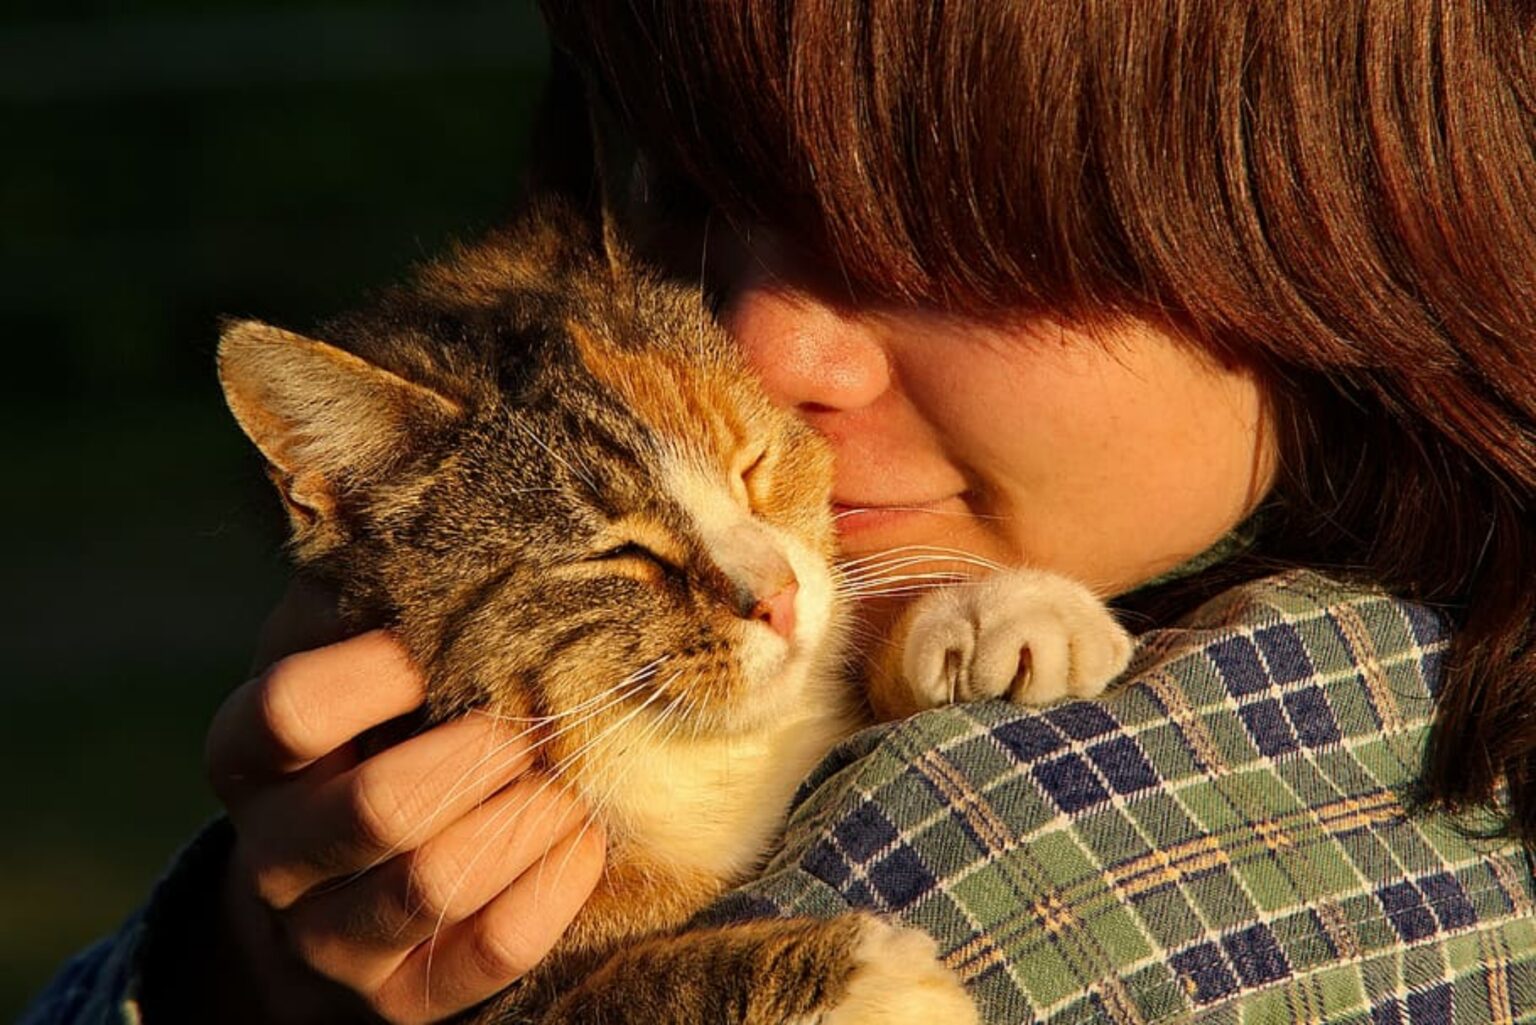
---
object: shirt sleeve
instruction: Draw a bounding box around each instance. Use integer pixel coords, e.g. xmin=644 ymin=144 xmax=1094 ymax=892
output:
xmin=18 ymin=819 xmax=235 ymax=1025
xmin=697 ymin=570 xmax=1536 ymax=1023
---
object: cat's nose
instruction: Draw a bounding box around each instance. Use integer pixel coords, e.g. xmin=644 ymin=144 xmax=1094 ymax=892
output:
xmin=748 ymin=579 xmax=799 ymax=640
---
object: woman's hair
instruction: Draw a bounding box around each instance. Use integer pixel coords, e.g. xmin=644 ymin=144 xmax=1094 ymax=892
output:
xmin=538 ymin=1 xmax=1536 ymax=842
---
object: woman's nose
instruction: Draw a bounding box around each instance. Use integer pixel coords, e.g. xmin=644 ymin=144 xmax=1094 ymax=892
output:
xmin=722 ymin=284 xmax=892 ymax=414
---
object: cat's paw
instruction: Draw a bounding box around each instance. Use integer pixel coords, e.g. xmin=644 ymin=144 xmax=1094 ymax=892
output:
xmin=821 ymin=917 xmax=978 ymax=1025
xmin=900 ymin=569 xmax=1133 ymax=708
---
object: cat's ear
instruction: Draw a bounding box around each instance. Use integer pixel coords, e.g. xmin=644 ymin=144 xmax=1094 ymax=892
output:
xmin=530 ymin=48 xmax=639 ymax=281
xmin=217 ymin=318 xmax=463 ymax=523
xmin=586 ymin=80 xmax=637 ymax=282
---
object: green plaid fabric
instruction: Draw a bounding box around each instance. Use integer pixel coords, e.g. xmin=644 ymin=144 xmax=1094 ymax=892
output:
xmin=23 ymin=570 xmax=1536 ymax=1023
xmin=700 ymin=570 xmax=1536 ymax=1023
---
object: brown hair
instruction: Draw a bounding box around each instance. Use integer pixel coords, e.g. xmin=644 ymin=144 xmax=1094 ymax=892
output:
xmin=538 ymin=1 xmax=1536 ymax=841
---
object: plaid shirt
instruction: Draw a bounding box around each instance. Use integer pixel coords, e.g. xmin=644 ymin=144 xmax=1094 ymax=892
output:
xmin=23 ymin=570 xmax=1536 ymax=1023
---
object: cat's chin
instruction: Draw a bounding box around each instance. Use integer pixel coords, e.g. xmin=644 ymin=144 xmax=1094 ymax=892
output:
xmin=708 ymin=631 xmax=850 ymax=738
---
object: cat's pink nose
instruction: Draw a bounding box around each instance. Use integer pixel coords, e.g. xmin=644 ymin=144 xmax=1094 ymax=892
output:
xmin=751 ymin=580 xmax=799 ymax=640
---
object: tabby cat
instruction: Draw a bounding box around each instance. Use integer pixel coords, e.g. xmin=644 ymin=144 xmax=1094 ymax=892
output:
xmin=217 ymin=200 xmax=1131 ymax=1024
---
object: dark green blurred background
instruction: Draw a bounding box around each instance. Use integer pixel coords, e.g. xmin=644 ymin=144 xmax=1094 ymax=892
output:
xmin=1 ymin=3 xmax=547 ymax=1014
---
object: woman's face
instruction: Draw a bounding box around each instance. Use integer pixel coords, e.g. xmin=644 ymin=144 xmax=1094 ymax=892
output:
xmin=716 ymin=233 xmax=1277 ymax=600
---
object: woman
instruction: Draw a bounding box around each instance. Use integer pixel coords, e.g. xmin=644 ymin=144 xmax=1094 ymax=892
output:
xmin=26 ymin=1 xmax=1536 ymax=1022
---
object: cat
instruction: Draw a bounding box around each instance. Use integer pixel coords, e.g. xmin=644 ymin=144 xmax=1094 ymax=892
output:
xmin=217 ymin=198 xmax=1132 ymax=1024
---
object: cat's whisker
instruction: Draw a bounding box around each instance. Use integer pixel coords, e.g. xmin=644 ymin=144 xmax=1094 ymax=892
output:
xmin=422 ymin=678 xmax=678 ymax=976
xmin=466 ymin=672 xmax=681 ymax=859
xmin=470 ymin=657 xmax=672 ymax=723
xmin=419 ymin=772 xmax=589 ymax=1012
xmin=835 ymin=544 xmax=950 ymax=569
xmin=838 ymin=551 xmax=981 ymax=568
xmin=839 ymin=583 xmax=971 ymax=600
xmin=837 ymin=564 xmax=967 ymax=585
xmin=843 ymin=627 xmax=898 ymax=658
xmin=840 ymin=584 xmax=964 ymax=599
xmin=346 ymin=662 xmax=674 ymax=887
xmin=537 ymin=676 xmax=679 ymax=796
xmin=579 ymin=687 xmax=683 ymax=826
xmin=837 ymin=542 xmax=1009 ymax=563
xmin=836 ymin=552 xmax=998 ymax=575
xmin=511 ymin=417 xmax=603 ymax=495
xmin=841 ymin=587 xmax=956 ymax=601
xmin=835 ymin=544 xmax=1008 ymax=572
xmin=549 ymin=686 xmax=692 ymax=895
xmin=839 ymin=586 xmax=968 ymax=601
xmin=456 ymin=674 xmax=669 ymax=850
xmin=838 ymin=571 xmax=974 ymax=593
xmin=569 ymin=675 xmax=698 ymax=831
xmin=837 ymin=568 xmax=975 ymax=589
xmin=518 ymin=682 xmax=678 ymax=904
xmin=840 ymin=570 xmax=973 ymax=586
xmin=310 ymin=730 xmax=540 ymax=899
xmin=362 ymin=670 xmax=666 ymax=906
xmin=831 ymin=504 xmax=1009 ymax=523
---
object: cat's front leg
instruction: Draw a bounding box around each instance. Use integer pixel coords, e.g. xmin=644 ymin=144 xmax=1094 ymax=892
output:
xmin=868 ymin=568 xmax=1134 ymax=719
xmin=537 ymin=914 xmax=977 ymax=1025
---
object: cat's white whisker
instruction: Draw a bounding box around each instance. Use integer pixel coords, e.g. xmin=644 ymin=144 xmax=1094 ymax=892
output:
xmin=378 ymin=674 xmax=665 ymax=929
xmin=422 ymin=679 xmax=678 ymax=982
xmin=841 ymin=584 xmax=965 ymax=599
xmin=850 ymin=553 xmax=1003 ymax=576
xmin=838 ymin=569 xmax=974 ymax=590
xmin=521 ymin=681 xmax=677 ymax=903
xmin=838 ymin=560 xmax=963 ymax=581
xmin=348 ymin=661 xmax=676 ymax=887
xmin=838 ymin=566 xmax=976 ymax=588
xmin=831 ymin=504 xmax=1008 ymax=523
xmin=456 ymin=674 xmax=665 ymax=849
xmin=470 ymin=657 xmax=672 ymax=723
xmin=840 ymin=570 xmax=974 ymax=585
xmin=418 ymin=772 xmax=590 ymax=1011
xmin=465 ymin=671 xmax=679 ymax=862
xmin=314 ymin=731 xmax=540 ymax=897
xmin=511 ymin=417 xmax=603 ymax=495
xmin=837 ymin=542 xmax=1008 ymax=564
xmin=548 ymin=686 xmax=691 ymax=896
xmin=840 ymin=583 xmax=971 ymax=600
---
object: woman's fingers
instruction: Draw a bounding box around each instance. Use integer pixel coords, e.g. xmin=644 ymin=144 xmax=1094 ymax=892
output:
xmin=238 ymin=712 xmax=537 ymax=908
xmin=369 ymin=824 xmax=607 ymax=1025
xmin=207 ymin=607 xmax=604 ymax=1023
xmin=249 ymin=576 xmax=350 ymax=672
xmin=207 ymin=630 xmax=425 ymax=799
xmin=282 ymin=775 xmax=592 ymax=987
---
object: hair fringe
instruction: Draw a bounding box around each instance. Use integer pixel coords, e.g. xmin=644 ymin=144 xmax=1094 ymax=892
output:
xmin=541 ymin=0 xmax=1536 ymax=842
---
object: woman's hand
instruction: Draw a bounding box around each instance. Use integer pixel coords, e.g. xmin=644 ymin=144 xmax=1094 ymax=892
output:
xmin=204 ymin=580 xmax=607 ymax=1024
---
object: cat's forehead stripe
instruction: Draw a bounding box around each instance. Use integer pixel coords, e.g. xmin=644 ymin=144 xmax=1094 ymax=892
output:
xmin=567 ymin=317 xmax=749 ymax=468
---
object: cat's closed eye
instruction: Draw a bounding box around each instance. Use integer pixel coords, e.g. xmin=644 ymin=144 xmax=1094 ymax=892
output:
xmin=588 ymin=539 xmax=686 ymax=587
xmin=592 ymin=541 xmax=663 ymax=565
xmin=733 ymin=447 xmax=770 ymax=510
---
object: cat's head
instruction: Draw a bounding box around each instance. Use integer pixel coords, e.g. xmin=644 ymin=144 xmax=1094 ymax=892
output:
xmin=217 ymin=204 xmax=844 ymax=755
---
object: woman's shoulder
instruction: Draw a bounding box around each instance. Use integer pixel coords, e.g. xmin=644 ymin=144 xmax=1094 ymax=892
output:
xmin=707 ymin=571 xmax=1536 ymax=1023
xmin=799 ymin=568 xmax=1453 ymax=823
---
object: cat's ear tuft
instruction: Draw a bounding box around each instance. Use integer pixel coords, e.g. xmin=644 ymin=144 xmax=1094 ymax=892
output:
xmin=217 ymin=318 xmax=464 ymax=522
xmin=586 ymin=82 xmax=637 ymax=283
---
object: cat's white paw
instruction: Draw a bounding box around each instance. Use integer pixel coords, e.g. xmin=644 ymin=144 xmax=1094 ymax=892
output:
xmin=901 ymin=569 xmax=1133 ymax=708
xmin=821 ymin=917 xmax=978 ymax=1025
